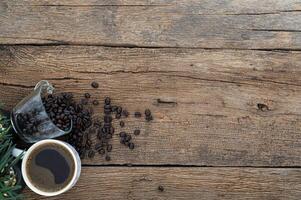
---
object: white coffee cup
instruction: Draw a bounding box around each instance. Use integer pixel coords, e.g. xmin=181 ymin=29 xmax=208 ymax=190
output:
xmin=12 ymin=139 xmax=81 ymax=196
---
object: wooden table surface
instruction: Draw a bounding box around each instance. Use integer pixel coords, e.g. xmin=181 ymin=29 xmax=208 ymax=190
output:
xmin=1 ymin=0 xmax=301 ymax=199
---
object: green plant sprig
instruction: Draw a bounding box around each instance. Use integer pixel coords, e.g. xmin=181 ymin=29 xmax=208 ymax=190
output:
xmin=0 ymin=107 xmax=23 ymax=200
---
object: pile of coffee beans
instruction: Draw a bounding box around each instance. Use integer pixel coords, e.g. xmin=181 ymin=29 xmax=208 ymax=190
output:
xmin=16 ymin=110 xmax=43 ymax=136
xmin=42 ymin=93 xmax=93 ymax=155
xmin=42 ymin=93 xmax=73 ymax=131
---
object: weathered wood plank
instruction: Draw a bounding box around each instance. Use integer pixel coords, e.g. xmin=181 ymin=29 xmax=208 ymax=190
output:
xmin=1 ymin=46 xmax=301 ymax=166
xmin=23 ymin=167 xmax=301 ymax=200
xmin=1 ymin=0 xmax=301 ymax=48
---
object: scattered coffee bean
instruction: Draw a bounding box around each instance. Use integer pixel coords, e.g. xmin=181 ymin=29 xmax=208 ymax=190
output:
xmin=92 ymin=100 xmax=99 ymax=105
xmin=120 ymin=138 xmax=125 ymax=144
xmin=109 ymin=127 xmax=114 ymax=134
xmin=84 ymin=93 xmax=91 ymax=98
xmin=134 ymin=112 xmax=142 ymax=118
xmin=99 ymin=148 xmax=105 ymax=155
xmin=104 ymin=115 xmax=112 ymax=123
xmin=125 ymin=135 xmax=132 ymax=142
xmin=134 ymin=129 xmax=140 ymax=136
xmin=158 ymin=185 xmax=164 ymax=192
xmin=88 ymin=150 xmax=95 ymax=158
xmin=91 ymin=81 xmax=99 ymax=88
xmin=107 ymin=144 xmax=112 ymax=152
xmin=117 ymin=106 xmax=122 ymax=114
xmin=145 ymin=109 xmax=151 ymax=116
xmin=105 ymin=155 xmax=111 ymax=161
xmin=146 ymin=115 xmax=153 ymax=122
xmin=120 ymin=121 xmax=125 ymax=127
xmin=81 ymin=98 xmax=89 ymax=105
xmin=104 ymin=110 xmax=111 ymax=115
xmin=95 ymin=143 xmax=103 ymax=151
xmin=257 ymin=103 xmax=269 ymax=111
xmin=105 ymin=97 xmax=111 ymax=105
xmin=104 ymin=124 xmax=111 ymax=130
xmin=128 ymin=142 xmax=135 ymax=150
xmin=104 ymin=104 xmax=111 ymax=111
xmin=111 ymin=106 xmax=118 ymax=112
xmin=122 ymin=109 xmax=129 ymax=117
xmin=94 ymin=121 xmax=102 ymax=128
xmin=115 ymin=113 xmax=121 ymax=119
xmin=80 ymin=150 xmax=86 ymax=159
xmin=120 ymin=132 xmax=126 ymax=138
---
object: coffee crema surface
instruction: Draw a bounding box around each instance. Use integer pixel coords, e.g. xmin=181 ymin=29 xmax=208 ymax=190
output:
xmin=26 ymin=143 xmax=75 ymax=192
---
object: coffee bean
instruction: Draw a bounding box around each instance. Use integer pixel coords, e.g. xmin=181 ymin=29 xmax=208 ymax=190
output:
xmin=104 ymin=104 xmax=111 ymax=110
xmin=109 ymin=127 xmax=114 ymax=134
xmin=95 ymin=143 xmax=103 ymax=151
xmin=29 ymin=118 xmax=35 ymax=123
xmin=122 ymin=110 xmax=129 ymax=117
xmin=145 ymin=109 xmax=151 ymax=116
xmin=105 ymin=97 xmax=111 ymax=105
xmin=104 ymin=115 xmax=112 ymax=123
xmin=81 ymin=99 xmax=89 ymax=105
xmin=119 ymin=132 xmax=126 ymax=138
xmin=117 ymin=107 xmax=122 ymax=114
xmin=104 ymin=109 xmax=111 ymax=115
xmin=84 ymin=93 xmax=91 ymax=98
xmin=104 ymin=123 xmax=111 ymax=128
xmin=120 ymin=121 xmax=125 ymax=127
xmin=115 ymin=113 xmax=121 ymax=119
xmin=86 ymin=139 xmax=92 ymax=148
xmin=125 ymin=135 xmax=132 ymax=142
xmin=17 ymin=114 xmax=22 ymax=121
xmin=105 ymin=155 xmax=111 ymax=161
xmin=106 ymin=134 xmax=112 ymax=139
xmin=128 ymin=143 xmax=135 ymax=150
xmin=146 ymin=115 xmax=153 ymax=122
xmin=91 ymin=81 xmax=99 ymax=88
xmin=32 ymin=126 xmax=38 ymax=132
xmin=120 ymin=138 xmax=125 ymax=144
xmin=134 ymin=112 xmax=142 ymax=118
xmin=88 ymin=150 xmax=95 ymax=158
xmin=107 ymin=144 xmax=112 ymax=152
xmin=134 ymin=129 xmax=140 ymax=136
xmin=80 ymin=149 xmax=86 ymax=159
xmin=98 ymin=148 xmax=105 ymax=155
xmin=94 ymin=121 xmax=102 ymax=127
xmin=158 ymin=185 xmax=164 ymax=192
xmin=92 ymin=100 xmax=99 ymax=105
xmin=111 ymin=106 xmax=118 ymax=112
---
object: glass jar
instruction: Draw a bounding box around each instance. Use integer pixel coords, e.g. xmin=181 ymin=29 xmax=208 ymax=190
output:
xmin=11 ymin=80 xmax=72 ymax=143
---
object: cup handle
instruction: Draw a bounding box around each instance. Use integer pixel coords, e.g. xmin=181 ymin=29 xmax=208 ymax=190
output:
xmin=12 ymin=148 xmax=26 ymax=159
xmin=34 ymin=80 xmax=54 ymax=94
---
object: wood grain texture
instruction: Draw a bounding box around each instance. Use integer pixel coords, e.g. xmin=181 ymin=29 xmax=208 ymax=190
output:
xmin=1 ymin=46 xmax=301 ymax=166
xmin=1 ymin=0 xmax=301 ymax=49
xmin=23 ymin=167 xmax=301 ymax=200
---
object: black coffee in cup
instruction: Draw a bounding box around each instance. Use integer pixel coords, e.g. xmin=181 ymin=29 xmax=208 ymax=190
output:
xmin=26 ymin=143 xmax=75 ymax=192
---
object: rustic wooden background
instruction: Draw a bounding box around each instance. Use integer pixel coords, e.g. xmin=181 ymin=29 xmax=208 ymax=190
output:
xmin=1 ymin=0 xmax=301 ymax=199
